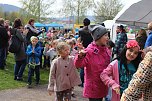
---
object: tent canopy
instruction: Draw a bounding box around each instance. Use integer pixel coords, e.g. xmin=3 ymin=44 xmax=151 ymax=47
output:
xmin=114 ymin=0 xmax=152 ymax=27
xmin=103 ymin=20 xmax=115 ymax=30
xmin=34 ymin=22 xmax=45 ymax=27
xmin=45 ymin=23 xmax=64 ymax=27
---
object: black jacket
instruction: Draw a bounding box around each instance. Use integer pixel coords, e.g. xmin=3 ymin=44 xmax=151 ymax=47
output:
xmin=0 ymin=24 xmax=9 ymax=48
xmin=79 ymin=26 xmax=93 ymax=48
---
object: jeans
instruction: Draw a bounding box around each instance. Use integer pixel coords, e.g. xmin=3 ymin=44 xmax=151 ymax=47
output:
xmin=0 ymin=48 xmax=6 ymax=69
xmin=28 ymin=65 xmax=40 ymax=84
xmin=80 ymin=68 xmax=84 ymax=87
xmin=43 ymin=56 xmax=50 ymax=68
xmin=105 ymin=88 xmax=112 ymax=101
xmin=14 ymin=59 xmax=27 ymax=78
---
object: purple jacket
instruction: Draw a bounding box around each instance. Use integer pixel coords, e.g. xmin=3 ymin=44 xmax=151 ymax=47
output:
xmin=74 ymin=42 xmax=111 ymax=98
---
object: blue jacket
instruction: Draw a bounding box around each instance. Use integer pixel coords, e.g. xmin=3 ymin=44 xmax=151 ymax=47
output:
xmin=144 ymin=31 xmax=152 ymax=48
xmin=26 ymin=44 xmax=41 ymax=64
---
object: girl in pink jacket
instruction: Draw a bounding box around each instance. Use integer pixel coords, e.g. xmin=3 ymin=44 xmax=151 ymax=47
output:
xmin=100 ymin=40 xmax=142 ymax=101
xmin=74 ymin=25 xmax=111 ymax=101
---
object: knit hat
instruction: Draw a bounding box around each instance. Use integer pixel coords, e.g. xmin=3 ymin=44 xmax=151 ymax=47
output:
xmin=89 ymin=25 xmax=108 ymax=41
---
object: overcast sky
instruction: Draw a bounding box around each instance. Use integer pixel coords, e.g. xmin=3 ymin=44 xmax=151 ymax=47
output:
xmin=0 ymin=0 xmax=133 ymax=8
xmin=0 ymin=0 xmax=140 ymax=17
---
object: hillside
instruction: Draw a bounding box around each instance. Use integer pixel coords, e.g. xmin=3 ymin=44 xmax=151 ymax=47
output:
xmin=0 ymin=4 xmax=21 ymax=12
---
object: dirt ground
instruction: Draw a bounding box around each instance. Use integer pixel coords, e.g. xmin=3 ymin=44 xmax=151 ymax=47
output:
xmin=0 ymin=85 xmax=88 ymax=101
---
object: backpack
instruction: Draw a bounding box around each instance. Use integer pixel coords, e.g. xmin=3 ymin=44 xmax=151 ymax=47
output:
xmin=9 ymin=29 xmax=22 ymax=53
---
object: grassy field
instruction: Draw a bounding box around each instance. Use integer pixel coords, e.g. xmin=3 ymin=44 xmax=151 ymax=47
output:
xmin=0 ymin=53 xmax=50 ymax=90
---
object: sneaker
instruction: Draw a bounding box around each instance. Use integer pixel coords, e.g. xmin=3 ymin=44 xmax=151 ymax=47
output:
xmin=27 ymin=84 xmax=32 ymax=88
xmin=14 ymin=76 xmax=17 ymax=80
xmin=35 ymin=82 xmax=39 ymax=86
xmin=17 ymin=77 xmax=23 ymax=81
xmin=71 ymin=92 xmax=76 ymax=98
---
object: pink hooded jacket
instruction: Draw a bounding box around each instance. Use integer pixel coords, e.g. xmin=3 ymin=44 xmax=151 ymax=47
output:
xmin=100 ymin=60 xmax=120 ymax=101
xmin=74 ymin=42 xmax=111 ymax=98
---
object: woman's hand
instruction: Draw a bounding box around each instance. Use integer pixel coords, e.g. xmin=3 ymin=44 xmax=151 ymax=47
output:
xmin=142 ymin=46 xmax=152 ymax=58
xmin=23 ymin=29 xmax=29 ymax=35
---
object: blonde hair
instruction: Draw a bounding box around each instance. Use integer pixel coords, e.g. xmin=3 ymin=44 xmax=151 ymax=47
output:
xmin=56 ymin=42 xmax=70 ymax=54
xmin=0 ymin=18 xmax=4 ymax=25
xmin=148 ymin=22 xmax=152 ymax=30
xmin=30 ymin=36 xmax=38 ymax=42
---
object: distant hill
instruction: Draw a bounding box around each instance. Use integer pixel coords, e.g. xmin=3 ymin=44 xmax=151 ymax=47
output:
xmin=0 ymin=4 xmax=21 ymax=12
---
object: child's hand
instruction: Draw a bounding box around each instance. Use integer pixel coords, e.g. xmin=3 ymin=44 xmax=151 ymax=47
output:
xmin=45 ymin=44 xmax=49 ymax=48
xmin=32 ymin=50 xmax=35 ymax=53
xmin=48 ymin=90 xmax=53 ymax=96
xmin=78 ymin=50 xmax=87 ymax=58
xmin=113 ymin=87 xmax=120 ymax=95
xmin=77 ymin=43 xmax=84 ymax=49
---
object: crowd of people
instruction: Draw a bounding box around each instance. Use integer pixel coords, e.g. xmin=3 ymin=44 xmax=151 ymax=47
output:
xmin=0 ymin=17 xmax=152 ymax=101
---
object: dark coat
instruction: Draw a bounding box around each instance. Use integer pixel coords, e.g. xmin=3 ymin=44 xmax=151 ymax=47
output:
xmin=25 ymin=24 xmax=42 ymax=45
xmin=14 ymin=29 xmax=27 ymax=61
xmin=79 ymin=26 xmax=93 ymax=48
xmin=136 ymin=35 xmax=147 ymax=49
xmin=0 ymin=24 xmax=9 ymax=48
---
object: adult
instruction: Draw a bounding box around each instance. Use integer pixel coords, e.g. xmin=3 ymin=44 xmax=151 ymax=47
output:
xmin=12 ymin=18 xmax=28 ymax=80
xmin=136 ymin=29 xmax=147 ymax=50
xmin=144 ymin=22 xmax=152 ymax=48
xmin=113 ymin=25 xmax=128 ymax=57
xmin=4 ymin=20 xmax=11 ymax=66
xmin=0 ymin=18 xmax=9 ymax=69
xmin=25 ymin=18 xmax=42 ymax=45
xmin=78 ymin=18 xmax=93 ymax=87
xmin=79 ymin=18 xmax=93 ymax=48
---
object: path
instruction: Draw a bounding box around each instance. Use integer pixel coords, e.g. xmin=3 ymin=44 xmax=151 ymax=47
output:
xmin=0 ymin=85 xmax=88 ymax=101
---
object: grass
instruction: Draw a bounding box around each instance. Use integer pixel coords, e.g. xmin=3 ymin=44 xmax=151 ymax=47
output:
xmin=0 ymin=53 xmax=50 ymax=90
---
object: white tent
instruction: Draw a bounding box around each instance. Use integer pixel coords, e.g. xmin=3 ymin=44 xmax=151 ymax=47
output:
xmin=103 ymin=20 xmax=115 ymax=30
xmin=114 ymin=0 xmax=152 ymax=27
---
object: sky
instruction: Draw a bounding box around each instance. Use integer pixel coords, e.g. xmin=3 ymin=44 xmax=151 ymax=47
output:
xmin=0 ymin=0 xmax=139 ymax=17
xmin=0 ymin=0 xmax=132 ymax=8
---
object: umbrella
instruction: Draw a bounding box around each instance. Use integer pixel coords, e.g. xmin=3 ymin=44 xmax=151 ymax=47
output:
xmin=114 ymin=0 xmax=152 ymax=27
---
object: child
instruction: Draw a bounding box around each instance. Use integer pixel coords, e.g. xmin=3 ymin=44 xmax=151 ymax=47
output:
xmin=48 ymin=42 xmax=81 ymax=101
xmin=121 ymin=46 xmax=152 ymax=101
xmin=45 ymin=40 xmax=59 ymax=67
xmin=43 ymin=42 xmax=50 ymax=69
xmin=74 ymin=25 xmax=111 ymax=101
xmin=26 ymin=36 xmax=41 ymax=88
xmin=66 ymin=39 xmax=78 ymax=56
xmin=100 ymin=40 xmax=141 ymax=101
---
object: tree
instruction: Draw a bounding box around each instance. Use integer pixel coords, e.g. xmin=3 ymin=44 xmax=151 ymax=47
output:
xmin=0 ymin=7 xmax=5 ymax=18
xmin=60 ymin=0 xmax=95 ymax=24
xmin=94 ymin=0 xmax=123 ymax=22
xmin=19 ymin=0 xmax=55 ymax=22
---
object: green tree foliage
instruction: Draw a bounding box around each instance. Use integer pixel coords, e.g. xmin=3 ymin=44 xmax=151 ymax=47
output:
xmin=60 ymin=0 xmax=95 ymax=24
xmin=0 ymin=7 xmax=5 ymax=18
xmin=19 ymin=0 xmax=55 ymax=22
xmin=94 ymin=0 xmax=123 ymax=22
